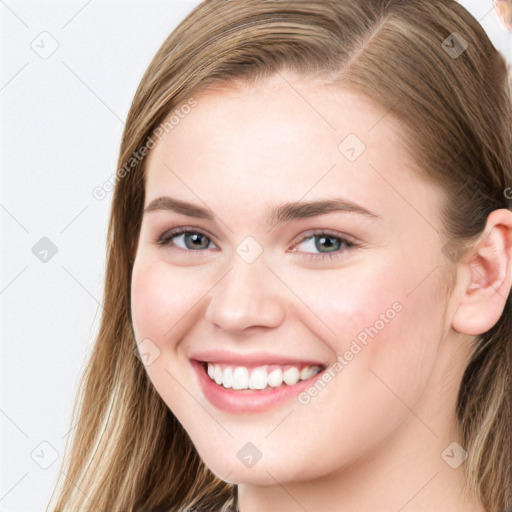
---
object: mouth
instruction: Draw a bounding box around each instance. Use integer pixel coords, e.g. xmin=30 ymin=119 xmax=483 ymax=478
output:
xmin=190 ymin=355 xmax=328 ymax=413
xmin=203 ymin=361 xmax=324 ymax=391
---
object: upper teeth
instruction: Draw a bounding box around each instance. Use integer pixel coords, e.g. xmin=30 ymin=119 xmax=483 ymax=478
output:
xmin=206 ymin=363 xmax=322 ymax=390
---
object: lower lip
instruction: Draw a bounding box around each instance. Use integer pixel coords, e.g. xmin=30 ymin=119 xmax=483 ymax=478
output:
xmin=191 ymin=360 xmax=325 ymax=414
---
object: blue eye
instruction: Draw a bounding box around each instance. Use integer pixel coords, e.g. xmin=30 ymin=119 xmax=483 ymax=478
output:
xmin=296 ymin=233 xmax=348 ymax=253
xmin=157 ymin=227 xmax=217 ymax=251
xmin=291 ymin=230 xmax=356 ymax=261
xmin=156 ymin=227 xmax=357 ymax=261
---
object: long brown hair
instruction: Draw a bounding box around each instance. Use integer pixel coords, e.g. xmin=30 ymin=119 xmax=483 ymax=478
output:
xmin=48 ymin=1 xmax=512 ymax=510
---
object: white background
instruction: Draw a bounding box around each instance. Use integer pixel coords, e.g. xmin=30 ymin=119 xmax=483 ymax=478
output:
xmin=0 ymin=1 xmax=509 ymax=510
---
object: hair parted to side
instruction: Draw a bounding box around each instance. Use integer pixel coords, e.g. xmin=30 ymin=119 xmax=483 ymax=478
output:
xmin=47 ymin=1 xmax=512 ymax=511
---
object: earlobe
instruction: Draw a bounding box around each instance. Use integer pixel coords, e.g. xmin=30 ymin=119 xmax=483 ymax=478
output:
xmin=452 ymin=208 xmax=512 ymax=336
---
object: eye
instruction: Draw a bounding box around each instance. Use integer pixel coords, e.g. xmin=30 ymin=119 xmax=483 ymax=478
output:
xmin=291 ymin=230 xmax=357 ymax=261
xmin=156 ymin=227 xmax=217 ymax=251
xmin=155 ymin=226 xmax=358 ymax=262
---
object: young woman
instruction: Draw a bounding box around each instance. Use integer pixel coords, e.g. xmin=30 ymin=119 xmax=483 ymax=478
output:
xmin=48 ymin=1 xmax=512 ymax=511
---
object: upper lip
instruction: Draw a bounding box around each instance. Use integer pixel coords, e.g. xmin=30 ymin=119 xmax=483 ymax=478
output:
xmin=189 ymin=350 xmax=328 ymax=368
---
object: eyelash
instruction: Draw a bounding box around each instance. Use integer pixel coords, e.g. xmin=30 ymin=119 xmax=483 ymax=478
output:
xmin=155 ymin=226 xmax=358 ymax=262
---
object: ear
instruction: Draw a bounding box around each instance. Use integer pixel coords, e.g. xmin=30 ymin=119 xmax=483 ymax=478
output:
xmin=452 ymin=208 xmax=512 ymax=336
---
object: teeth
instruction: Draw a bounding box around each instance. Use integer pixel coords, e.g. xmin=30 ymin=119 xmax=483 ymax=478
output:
xmin=283 ymin=367 xmax=300 ymax=386
xmin=206 ymin=363 xmax=322 ymax=391
xmin=222 ymin=367 xmax=233 ymax=389
xmin=267 ymin=368 xmax=283 ymax=388
xmin=300 ymin=367 xmax=317 ymax=380
xmin=214 ymin=365 xmax=223 ymax=385
xmin=232 ymin=367 xmax=250 ymax=390
xmin=249 ymin=368 xmax=268 ymax=390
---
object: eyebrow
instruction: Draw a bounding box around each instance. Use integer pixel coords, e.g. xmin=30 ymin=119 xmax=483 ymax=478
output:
xmin=143 ymin=196 xmax=380 ymax=225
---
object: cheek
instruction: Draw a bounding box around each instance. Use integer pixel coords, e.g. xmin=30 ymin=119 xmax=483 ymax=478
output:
xmin=283 ymin=251 xmax=446 ymax=399
xmin=131 ymin=258 xmax=207 ymax=342
xmin=130 ymin=257 xmax=210 ymax=416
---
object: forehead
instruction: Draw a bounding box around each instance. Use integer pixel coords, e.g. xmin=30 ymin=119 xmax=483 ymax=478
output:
xmin=143 ymin=73 xmax=441 ymax=226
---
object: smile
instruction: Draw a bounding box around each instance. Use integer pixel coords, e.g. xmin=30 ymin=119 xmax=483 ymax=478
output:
xmin=206 ymin=362 xmax=323 ymax=391
xmin=190 ymin=355 xmax=328 ymax=413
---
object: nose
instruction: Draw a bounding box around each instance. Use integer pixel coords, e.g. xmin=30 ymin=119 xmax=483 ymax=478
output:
xmin=204 ymin=251 xmax=286 ymax=335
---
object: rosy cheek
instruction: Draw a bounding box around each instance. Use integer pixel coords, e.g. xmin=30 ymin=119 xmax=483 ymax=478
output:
xmin=131 ymin=259 xmax=207 ymax=343
xmin=295 ymin=260 xmax=406 ymax=345
xmin=300 ymin=256 xmax=431 ymax=380
xmin=131 ymin=262 xmax=172 ymax=342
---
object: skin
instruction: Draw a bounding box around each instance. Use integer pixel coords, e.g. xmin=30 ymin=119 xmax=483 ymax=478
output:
xmin=130 ymin=71 xmax=512 ymax=512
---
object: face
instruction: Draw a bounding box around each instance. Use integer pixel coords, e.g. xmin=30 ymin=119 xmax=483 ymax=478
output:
xmin=131 ymin=72 xmax=456 ymax=485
